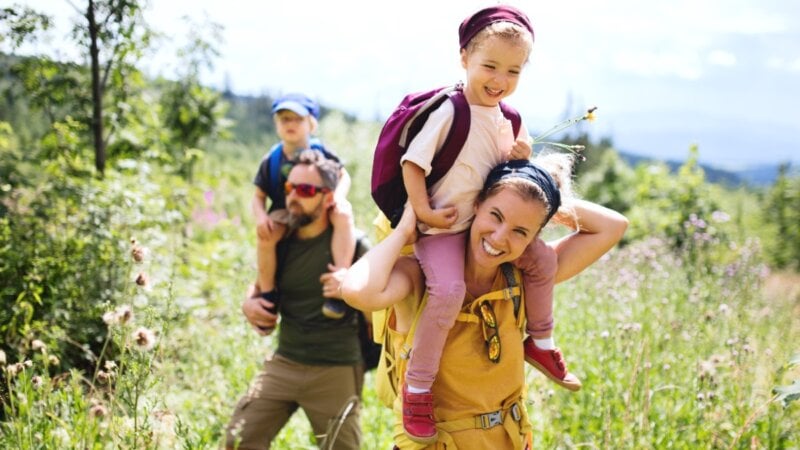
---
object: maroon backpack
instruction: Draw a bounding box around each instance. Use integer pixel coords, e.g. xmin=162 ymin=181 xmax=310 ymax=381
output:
xmin=370 ymin=83 xmax=522 ymax=227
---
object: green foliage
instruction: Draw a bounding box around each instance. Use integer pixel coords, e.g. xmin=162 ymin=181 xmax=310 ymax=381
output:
xmin=622 ymin=147 xmax=728 ymax=273
xmin=317 ymin=111 xmax=382 ymax=234
xmin=579 ymin=149 xmax=636 ymax=217
xmin=774 ymin=353 xmax=800 ymax=407
xmin=225 ymin=94 xmax=277 ymax=146
xmin=0 ymin=6 xmax=51 ymax=49
xmin=160 ymin=82 xmax=228 ymax=179
xmin=157 ymin=16 xmax=229 ymax=181
xmin=0 ymin=149 xmax=190 ymax=375
xmin=765 ymin=164 xmax=800 ymax=270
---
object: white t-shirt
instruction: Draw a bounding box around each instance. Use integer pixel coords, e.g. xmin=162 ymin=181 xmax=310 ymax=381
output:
xmin=400 ymin=100 xmax=528 ymax=234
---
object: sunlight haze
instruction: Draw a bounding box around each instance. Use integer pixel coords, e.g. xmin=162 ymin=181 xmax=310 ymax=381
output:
xmin=9 ymin=0 xmax=800 ymax=169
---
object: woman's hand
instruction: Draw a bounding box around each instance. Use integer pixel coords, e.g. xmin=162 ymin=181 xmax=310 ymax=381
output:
xmin=396 ymin=204 xmax=420 ymax=246
xmin=320 ymin=264 xmax=348 ymax=298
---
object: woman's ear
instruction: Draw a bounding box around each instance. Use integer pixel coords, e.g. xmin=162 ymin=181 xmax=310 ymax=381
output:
xmin=460 ymin=48 xmax=469 ymax=69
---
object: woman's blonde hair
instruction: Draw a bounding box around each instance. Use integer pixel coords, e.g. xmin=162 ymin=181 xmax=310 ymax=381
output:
xmin=478 ymin=152 xmax=578 ymax=230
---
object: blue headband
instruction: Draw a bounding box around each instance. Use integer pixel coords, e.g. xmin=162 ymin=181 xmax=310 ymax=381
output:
xmin=483 ymin=159 xmax=561 ymax=223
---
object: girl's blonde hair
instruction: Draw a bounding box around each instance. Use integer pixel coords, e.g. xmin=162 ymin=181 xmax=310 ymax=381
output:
xmin=463 ymin=21 xmax=534 ymax=62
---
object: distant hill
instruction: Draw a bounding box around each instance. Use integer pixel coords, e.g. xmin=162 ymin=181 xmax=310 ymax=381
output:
xmin=616 ymin=150 xmax=791 ymax=187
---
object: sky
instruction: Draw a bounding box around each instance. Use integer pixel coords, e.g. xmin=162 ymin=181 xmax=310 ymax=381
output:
xmin=6 ymin=0 xmax=800 ymax=170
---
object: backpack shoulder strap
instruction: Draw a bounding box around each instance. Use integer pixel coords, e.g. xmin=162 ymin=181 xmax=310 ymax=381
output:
xmin=499 ymin=102 xmax=522 ymax=138
xmin=499 ymin=262 xmax=522 ymax=320
xmin=266 ymin=142 xmax=284 ymax=202
xmin=457 ymin=263 xmax=522 ymax=323
xmin=308 ymin=137 xmax=341 ymax=163
xmin=428 ymin=85 xmax=471 ymax=187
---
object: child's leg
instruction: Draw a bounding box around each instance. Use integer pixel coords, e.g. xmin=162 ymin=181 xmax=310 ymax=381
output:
xmin=256 ymin=211 xmax=288 ymax=296
xmin=329 ymin=198 xmax=356 ymax=269
xmin=402 ymin=232 xmax=466 ymax=442
xmin=514 ymin=238 xmax=581 ymax=391
xmin=406 ymin=232 xmax=467 ymax=391
xmin=322 ymin=199 xmax=356 ymax=319
xmin=514 ymin=237 xmax=557 ymax=339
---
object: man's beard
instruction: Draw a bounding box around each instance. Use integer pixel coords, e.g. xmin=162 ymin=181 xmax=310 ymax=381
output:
xmin=287 ymin=199 xmax=324 ymax=229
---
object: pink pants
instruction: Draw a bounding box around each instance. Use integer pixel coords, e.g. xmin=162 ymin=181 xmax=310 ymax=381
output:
xmin=406 ymin=232 xmax=557 ymax=389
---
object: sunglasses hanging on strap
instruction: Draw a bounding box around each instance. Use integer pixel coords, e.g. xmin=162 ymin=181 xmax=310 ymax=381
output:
xmin=472 ymin=262 xmax=522 ymax=363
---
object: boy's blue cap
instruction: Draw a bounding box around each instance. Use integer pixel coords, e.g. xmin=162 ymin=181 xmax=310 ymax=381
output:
xmin=272 ymin=93 xmax=320 ymax=119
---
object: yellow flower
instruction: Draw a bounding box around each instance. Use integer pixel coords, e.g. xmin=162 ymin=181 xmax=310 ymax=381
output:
xmin=584 ymin=106 xmax=598 ymax=122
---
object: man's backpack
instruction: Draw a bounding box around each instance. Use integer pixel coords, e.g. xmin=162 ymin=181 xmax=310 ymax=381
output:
xmin=264 ymin=137 xmax=338 ymax=206
xmin=370 ymin=83 xmax=522 ymax=227
xmin=353 ymin=236 xmax=382 ymax=371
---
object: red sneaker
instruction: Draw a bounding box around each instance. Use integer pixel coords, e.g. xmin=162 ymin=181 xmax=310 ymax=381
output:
xmin=402 ymin=384 xmax=438 ymax=444
xmin=523 ymin=337 xmax=582 ymax=392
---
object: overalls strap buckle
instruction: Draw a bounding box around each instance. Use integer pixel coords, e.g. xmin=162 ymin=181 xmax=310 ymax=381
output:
xmin=478 ymin=410 xmax=503 ymax=429
xmin=510 ymin=403 xmax=521 ymax=422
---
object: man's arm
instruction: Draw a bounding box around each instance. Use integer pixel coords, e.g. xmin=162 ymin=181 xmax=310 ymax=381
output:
xmin=242 ymin=284 xmax=279 ymax=335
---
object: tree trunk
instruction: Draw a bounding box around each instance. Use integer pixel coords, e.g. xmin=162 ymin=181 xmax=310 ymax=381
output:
xmin=87 ymin=0 xmax=105 ymax=175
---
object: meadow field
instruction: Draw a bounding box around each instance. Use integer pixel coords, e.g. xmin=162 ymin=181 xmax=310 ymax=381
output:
xmin=2 ymin=111 xmax=798 ymax=449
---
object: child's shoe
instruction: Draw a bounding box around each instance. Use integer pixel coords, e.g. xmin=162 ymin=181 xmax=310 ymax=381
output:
xmin=402 ymin=384 xmax=437 ymax=444
xmin=321 ymin=299 xmax=348 ymax=319
xmin=258 ymin=289 xmax=279 ymax=331
xmin=523 ymin=337 xmax=582 ymax=391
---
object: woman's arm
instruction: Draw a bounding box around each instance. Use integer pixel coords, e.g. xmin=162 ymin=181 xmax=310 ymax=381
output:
xmin=341 ymin=206 xmax=422 ymax=312
xmin=549 ymin=199 xmax=628 ymax=283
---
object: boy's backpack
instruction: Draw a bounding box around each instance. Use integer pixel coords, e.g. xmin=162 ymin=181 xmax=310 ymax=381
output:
xmin=370 ymin=83 xmax=522 ymax=227
xmin=372 ymin=262 xmax=522 ymax=407
xmin=264 ymin=137 xmax=338 ymax=205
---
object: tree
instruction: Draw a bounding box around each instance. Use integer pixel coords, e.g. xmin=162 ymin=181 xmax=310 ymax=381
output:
xmin=77 ymin=0 xmax=151 ymax=175
xmin=2 ymin=1 xmax=151 ymax=176
xmin=159 ymin=15 xmax=228 ymax=180
xmin=765 ymin=163 xmax=800 ymax=270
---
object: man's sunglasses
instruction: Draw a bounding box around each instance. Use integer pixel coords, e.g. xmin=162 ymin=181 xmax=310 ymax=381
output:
xmin=284 ymin=182 xmax=331 ymax=198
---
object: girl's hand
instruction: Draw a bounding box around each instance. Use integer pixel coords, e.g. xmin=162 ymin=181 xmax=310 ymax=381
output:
xmin=329 ymin=196 xmax=354 ymax=230
xmin=417 ymin=205 xmax=458 ymax=230
xmin=509 ymin=137 xmax=533 ymax=160
xmin=256 ymin=214 xmax=287 ymax=242
xmin=256 ymin=214 xmax=275 ymax=240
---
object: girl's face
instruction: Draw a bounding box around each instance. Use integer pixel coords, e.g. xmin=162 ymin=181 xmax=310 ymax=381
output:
xmin=274 ymin=110 xmax=313 ymax=147
xmin=460 ymin=35 xmax=528 ymax=107
xmin=469 ymin=187 xmax=547 ymax=269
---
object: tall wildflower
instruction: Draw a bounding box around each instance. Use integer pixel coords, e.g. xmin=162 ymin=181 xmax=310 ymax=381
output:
xmin=132 ymin=327 xmax=156 ymax=351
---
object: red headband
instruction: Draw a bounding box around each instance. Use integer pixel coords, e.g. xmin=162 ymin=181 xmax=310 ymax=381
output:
xmin=458 ymin=5 xmax=534 ymax=49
